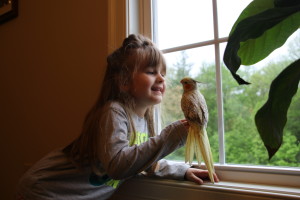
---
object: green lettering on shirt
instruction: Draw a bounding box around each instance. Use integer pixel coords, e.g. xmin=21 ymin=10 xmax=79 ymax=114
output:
xmin=105 ymin=179 xmax=120 ymax=188
xmin=133 ymin=132 xmax=148 ymax=145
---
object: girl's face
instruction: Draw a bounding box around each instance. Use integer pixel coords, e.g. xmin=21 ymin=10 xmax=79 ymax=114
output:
xmin=128 ymin=64 xmax=166 ymax=115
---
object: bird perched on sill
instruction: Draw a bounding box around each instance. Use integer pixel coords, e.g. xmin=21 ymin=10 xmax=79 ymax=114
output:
xmin=180 ymin=77 xmax=215 ymax=183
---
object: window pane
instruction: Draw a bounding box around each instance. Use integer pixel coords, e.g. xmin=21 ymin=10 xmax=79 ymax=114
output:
xmin=217 ymin=0 xmax=252 ymax=38
xmin=154 ymin=0 xmax=213 ymax=50
xmin=161 ymin=46 xmax=219 ymax=163
xmin=221 ymin=30 xmax=300 ymax=167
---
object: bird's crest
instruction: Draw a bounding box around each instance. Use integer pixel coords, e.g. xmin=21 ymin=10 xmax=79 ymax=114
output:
xmin=180 ymin=77 xmax=202 ymax=84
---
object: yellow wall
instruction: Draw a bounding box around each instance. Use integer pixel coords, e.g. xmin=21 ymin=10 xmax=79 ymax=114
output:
xmin=0 ymin=1 xmax=108 ymax=199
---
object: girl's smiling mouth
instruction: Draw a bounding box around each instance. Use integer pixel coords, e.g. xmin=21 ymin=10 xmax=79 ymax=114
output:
xmin=151 ymin=86 xmax=164 ymax=94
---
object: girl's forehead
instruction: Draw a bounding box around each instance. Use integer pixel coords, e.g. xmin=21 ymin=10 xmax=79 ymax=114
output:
xmin=141 ymin=63 xmax=166 ymax=72
xmin=131 ymin=48 xmax=166 ymax=72
xmin=140 ymin=56 xmax=166 ymax=71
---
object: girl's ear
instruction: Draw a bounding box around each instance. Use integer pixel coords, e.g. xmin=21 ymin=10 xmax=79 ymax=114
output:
xmin=120 ymin=83 xmax=130 ymax=92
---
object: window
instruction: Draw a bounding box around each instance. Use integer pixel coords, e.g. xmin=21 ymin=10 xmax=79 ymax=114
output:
xmin=153 ymin=0 xmax=300 ymax=169
xmin=109 ymin=0 xmax=300 ymax=189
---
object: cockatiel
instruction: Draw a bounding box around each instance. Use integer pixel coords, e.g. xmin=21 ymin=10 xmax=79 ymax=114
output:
xmin=180 ymin=77 xmax=215 ymax=183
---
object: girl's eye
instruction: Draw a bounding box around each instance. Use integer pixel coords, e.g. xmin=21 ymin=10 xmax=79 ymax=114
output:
xmin=146 ymin=71 xmax=155 ymax=75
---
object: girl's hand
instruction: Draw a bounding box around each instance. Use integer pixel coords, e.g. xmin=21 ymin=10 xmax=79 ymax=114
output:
xmin=184 ymin=168 xmax=219 ymax=184
xmin=180 ymin=119 xmax=190 ymax=130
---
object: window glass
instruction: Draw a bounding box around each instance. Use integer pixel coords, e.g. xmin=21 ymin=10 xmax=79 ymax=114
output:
xmin=154 ymin=0 xmax=300 ymax=168
xmin=161 ymin=46 xmax=219 ymax=163
xmin=154 ymin=0 xmax=213 ymax=50
xmin=217 ymin=0 xmax=251 ymax=38
xmin=221 ymin=31 xmax=300 ymax=167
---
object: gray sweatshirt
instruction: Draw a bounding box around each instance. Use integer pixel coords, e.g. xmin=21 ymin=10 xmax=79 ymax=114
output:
xmin=16 ymin=102 xmax=189 ymax=200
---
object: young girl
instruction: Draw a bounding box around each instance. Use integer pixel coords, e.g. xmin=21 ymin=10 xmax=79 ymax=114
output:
xmin=16 ymin=34 xmax=219 ymax=200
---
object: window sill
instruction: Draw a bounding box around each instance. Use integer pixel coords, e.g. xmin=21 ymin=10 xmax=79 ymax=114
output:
xmin=111 ymin=164 xmax=300 ymax=200
xmin=214 ymin=164 xmax=300 ymax=188
xmin=111 ymin=177 xmax=300 ymax=200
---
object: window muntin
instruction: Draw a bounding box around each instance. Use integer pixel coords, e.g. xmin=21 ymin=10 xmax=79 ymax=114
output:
xmin=154 ymin=0 xmax=300 ymax=168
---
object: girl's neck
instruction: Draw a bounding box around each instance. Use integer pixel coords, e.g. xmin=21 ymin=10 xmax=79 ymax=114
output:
xmin=134 ymin=105 xmax=148 ymax=118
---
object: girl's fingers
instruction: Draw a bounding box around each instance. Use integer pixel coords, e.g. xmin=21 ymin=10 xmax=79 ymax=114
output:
xmin=189 ymin=168 xmax=220 ymax=183
xmin=213 ymin=172 xmax=220 ymax=182
xmin=191 ymin=173 xmax=204 ymax=184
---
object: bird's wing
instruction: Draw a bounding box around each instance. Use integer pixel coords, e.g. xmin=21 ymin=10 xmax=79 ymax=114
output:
xmin=195 ymin=91 xmax=209 ymax=126
xmin=181 ymin=91 xmax=207 ymax=125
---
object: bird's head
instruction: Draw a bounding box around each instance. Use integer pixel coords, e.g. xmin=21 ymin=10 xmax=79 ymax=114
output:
xmin=180 ymin=77 xmax=199 ymax=92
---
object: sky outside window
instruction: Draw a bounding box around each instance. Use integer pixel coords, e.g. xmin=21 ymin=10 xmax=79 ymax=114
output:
xmin=155 ymin=0 xmax=214 ymax=50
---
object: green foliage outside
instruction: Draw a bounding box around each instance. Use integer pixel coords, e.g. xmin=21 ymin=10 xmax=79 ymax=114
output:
xmin=223 ymin=0 xmax=300 ymax=159
xmin=161 ymin=38 xmax=300 ymax=167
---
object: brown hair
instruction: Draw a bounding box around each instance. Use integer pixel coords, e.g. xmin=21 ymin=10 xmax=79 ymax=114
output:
xmin=64 ymin=34 xmax=166 ymax=174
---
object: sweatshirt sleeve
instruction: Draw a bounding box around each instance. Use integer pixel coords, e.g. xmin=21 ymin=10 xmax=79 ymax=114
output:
xmin=98 ymin=103 xmax=188 ymax=180
xmin=147 ymin=159 xmax=190 ymax=180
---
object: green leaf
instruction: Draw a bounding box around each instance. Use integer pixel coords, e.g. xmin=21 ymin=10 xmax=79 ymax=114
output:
xmin=255 ymin=59 xmax=300 ymax=159
xmin=229 ymin=0 xmax=275 ymax=36
xmin=274 ymin=0 xmax=300 ymax=8
xmin=238 ymin=10 xmax=300 ymax=66
xmin=223 ymin=1 xmax=300 ymax=85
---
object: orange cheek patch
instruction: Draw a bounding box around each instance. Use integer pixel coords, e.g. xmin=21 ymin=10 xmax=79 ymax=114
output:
xmin=185 ymin=85 xmax=191 ymax=90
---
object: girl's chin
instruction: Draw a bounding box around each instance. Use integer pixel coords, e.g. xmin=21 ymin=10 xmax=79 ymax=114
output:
xmin=152 ymin=97 xmax=163 ymax=104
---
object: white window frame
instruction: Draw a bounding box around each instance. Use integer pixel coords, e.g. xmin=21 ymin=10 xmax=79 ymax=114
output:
xmin=108 ymin=0 xmax=300 ymax=195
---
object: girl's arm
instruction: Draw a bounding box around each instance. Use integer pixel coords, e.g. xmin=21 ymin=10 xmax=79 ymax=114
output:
xmin=98 ymin=103 xmax=188 ymax=180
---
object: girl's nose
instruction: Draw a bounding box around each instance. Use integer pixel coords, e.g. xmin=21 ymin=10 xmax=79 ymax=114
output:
xmin=157 ymin=73 xmax=165 ymax=83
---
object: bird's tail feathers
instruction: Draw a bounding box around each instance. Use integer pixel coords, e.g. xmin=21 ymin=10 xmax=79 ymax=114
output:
xmin=185 ymin=123 xmax=215 ymax=183
xmin=185 ymin=126 xmax=195 ymax=164
xmin=197 ymin=126 xmax=215 ymax=182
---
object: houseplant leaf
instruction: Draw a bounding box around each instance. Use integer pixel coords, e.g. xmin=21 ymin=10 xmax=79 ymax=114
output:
xmin=229 ymin=0 xmax=274 ymax=36
xmin=255 ymin=59 xmax=300 ymax=159
xmin=223 ymin=1 xmax=300 ymax=85
xmin=238 ymin=9 xmax=300 ymax=66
